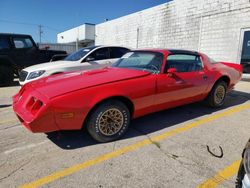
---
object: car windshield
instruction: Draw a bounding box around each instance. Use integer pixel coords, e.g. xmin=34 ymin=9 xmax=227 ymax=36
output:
xmin=113 ymin=51 xmax=163 ymax=73
xmin=64 ymin=46 xmax=96 ymax=61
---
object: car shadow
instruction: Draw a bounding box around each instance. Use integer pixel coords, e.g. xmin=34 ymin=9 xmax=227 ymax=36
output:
xmin=46 ymin=129 xmax=99 ymax=149
xmin=0 ymin=104 xmax=12 ymax=108
xmin=46 ymin=90 xmax=250 ymax=150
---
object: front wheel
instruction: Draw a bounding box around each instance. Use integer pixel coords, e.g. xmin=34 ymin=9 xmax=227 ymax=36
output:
xmin=86 ymin=100 xmax=131 ymax=142
xmin=205 ymin=80 xmax=227 ymax=108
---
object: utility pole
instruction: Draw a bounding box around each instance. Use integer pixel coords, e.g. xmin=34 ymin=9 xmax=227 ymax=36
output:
xmin=38 ymin=25 xmax=43 ymax=43
xmin=76 ymin=27 xmax=79 ymax=51
xmin=136 ymin=27 xmax=139 ymax=49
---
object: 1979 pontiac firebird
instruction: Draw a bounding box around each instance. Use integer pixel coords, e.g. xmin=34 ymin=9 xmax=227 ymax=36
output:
xmin=13 ymin=49 xmax=242 ymax=142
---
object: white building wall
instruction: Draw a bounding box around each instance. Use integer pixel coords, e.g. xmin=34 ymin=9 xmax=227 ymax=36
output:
xmin=85 ymin=24 xmax=95 ymax=41
xmin=39 ymin=43 xmax=76 ymax=53
xmin=57 ymin=24 xmax=95 ymax=44
xmin=95 ymin=0 xmax=250 ymax=63
xmin=199 ymin=0 xmax=250 ymax=63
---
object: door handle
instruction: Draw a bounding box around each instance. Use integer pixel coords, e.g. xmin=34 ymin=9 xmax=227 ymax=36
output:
xmin=202 ymin=75 xmax=208 ymax=80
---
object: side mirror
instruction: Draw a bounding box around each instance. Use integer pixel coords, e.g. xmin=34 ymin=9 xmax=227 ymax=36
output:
xmin=167 ymin=68 xmax=177 ymax=77
xmin=85 ymin=56 xmax=95 ymax=62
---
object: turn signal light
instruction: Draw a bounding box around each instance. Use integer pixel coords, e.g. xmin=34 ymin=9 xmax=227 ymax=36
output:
xmin=60 ymin=112 xmax=74 ymax=119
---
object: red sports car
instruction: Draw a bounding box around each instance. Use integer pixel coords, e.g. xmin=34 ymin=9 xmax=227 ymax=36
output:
xmin=13 ymin=49 xmax=242 ymax=142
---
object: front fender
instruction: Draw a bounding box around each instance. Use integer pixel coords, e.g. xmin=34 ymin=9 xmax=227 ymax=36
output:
xmin=51 ymin=84 xmax=131 ymax=130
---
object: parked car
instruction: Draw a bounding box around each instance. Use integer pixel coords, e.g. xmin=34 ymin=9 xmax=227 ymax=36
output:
xmin=236 ymin=139 xmax=250 ymax=188
xmin=19 ymin=46 xmax=130 ymax=85
xmin=13 ymin=49 xmax=242 ymax=142
xmin=0 ymin=33 xmax=66 ymax=86
xmin=49 ymin=54 xmax=68 ymax=62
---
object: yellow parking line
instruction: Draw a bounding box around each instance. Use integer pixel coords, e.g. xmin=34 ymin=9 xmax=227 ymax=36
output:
xmin=21 ymin=102 xmax=250 ymax=188
xmin=197 ymin=159 xmax=241 ymax=188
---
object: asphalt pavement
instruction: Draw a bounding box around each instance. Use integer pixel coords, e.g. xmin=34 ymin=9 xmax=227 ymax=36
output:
xmin=0 ymin=80 xmax=249 ymax=188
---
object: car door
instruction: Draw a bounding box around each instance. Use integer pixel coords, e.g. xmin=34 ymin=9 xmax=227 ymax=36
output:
xmin=0 ymin=36 xmax=11 ymax=57
xmin=155 ymin=53 xmax=208 ymax=109
xmin=11 ymin=36 xmax=38 ymax=69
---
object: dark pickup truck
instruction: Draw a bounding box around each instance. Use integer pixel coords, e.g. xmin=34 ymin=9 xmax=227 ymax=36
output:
xmin=0 ymin=33 xmax=67 ymax=86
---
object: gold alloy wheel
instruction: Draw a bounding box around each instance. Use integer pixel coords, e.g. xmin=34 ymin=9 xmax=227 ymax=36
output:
xmin=98 ymin=108 xmax=124 ymax=136
xmin=214 ymin=85 xmax=226 ymax=104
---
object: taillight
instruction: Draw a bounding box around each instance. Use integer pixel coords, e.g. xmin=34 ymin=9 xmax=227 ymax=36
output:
xmin=26 ymin=97 xmax=43 ymax=115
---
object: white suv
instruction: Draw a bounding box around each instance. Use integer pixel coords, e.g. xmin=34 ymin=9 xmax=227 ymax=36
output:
xmin=19 ymin=46 xmax=130 ymax=85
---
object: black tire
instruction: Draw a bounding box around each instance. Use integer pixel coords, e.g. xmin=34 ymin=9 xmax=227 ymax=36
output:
xmin=235 ymin=160 xmax=245 ymax=188
xmin=0 ymin=65 xmax=14 ymax=87
xmin=86 ymin=100 xmax=131 ymax=142
xmin=205 ymin=80 xmax=227 ymax=108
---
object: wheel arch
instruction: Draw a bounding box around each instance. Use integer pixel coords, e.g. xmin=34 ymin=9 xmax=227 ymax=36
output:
xmin=209 ymin=75 xmax=230 ymax=94
xmin=216 ymin=75 xmax=230 ymax=86
xmin=83 ymin=96 xmax=134 ymax=128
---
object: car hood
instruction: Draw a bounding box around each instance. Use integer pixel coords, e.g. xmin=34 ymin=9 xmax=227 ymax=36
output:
xmin=23 ymin=60 xmax=77 ymax=72
xmin=29 ymin=67 xmax=151 ymax=99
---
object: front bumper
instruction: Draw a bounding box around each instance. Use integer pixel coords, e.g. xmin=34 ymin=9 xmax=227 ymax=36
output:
xmin=13 ymin=105 xmax=58 ymax=133
xmin=12 ymin=85 xmax=59 ymax=133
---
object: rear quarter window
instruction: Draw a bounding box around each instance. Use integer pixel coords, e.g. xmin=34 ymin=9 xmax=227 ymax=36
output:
xmin=0 ymin=37 xmax=10 ymax=49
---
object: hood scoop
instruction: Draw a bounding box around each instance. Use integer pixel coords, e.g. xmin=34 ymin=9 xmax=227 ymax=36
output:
xmin=84 ymin=68 xmax=108 ymax=75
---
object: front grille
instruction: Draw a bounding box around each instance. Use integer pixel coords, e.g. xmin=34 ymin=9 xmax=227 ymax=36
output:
xmin=19 ymin=71 xmax=28 ymax=82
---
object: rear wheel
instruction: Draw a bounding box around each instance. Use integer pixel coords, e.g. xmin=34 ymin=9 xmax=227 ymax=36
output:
xmin=205 ymin=80 xmax=227 ymax=108
xmin=0 ymin=65 xmax=14 ymax=87
xmin=86 ymin=100 xmax=130 ymax=142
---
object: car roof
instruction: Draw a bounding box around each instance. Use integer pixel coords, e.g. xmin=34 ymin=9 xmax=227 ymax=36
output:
xmin=95 ymin=45 xmax=130 ymax=49
xmin=78 ymin=45 xmax=130 ymax=52
xmin=0 ymin=33 xmax=32 ymax=37
xmin=168 ymin=49 xmax=199 ymax=55
xmin=77 ymin=45 xmax=130 ymax=52
xmin=133 ymin=48 xmax=200 ymax=56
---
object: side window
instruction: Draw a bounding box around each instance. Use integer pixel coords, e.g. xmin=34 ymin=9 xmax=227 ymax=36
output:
xmin=166 ymin=54 xmax=203 ymax=72
xmin=90 ymin=48 xmax=110 ymax=60
xmin=110 ymin=47 xmax=129 ymax=58
xmin=13 ymin=37 xmax=34 ymax=49
xmin=0 ymin=37 xmax=10 ymax=49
